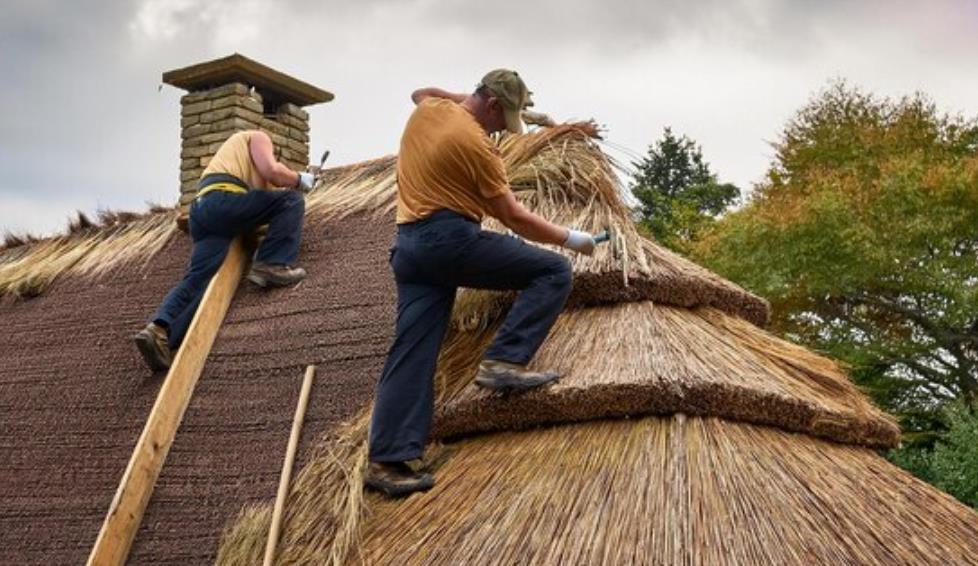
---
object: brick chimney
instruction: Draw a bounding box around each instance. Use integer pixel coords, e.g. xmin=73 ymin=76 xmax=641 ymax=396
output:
xmin=162 ymin=53 xmax=333 ymax=229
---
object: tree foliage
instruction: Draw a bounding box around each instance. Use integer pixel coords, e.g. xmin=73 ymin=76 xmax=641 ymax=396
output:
xmin=630 ymin=128 xmax=740 ymax=251
xmin=692 ymin=82 xmax=978 ymax=436
xmin=889 ymin=402 xmax=978 ymax=508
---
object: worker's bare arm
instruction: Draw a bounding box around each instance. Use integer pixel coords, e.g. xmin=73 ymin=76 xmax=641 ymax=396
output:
xmin=411 ymin=87 xmax=467 ymax=105
xmin=249 ymin=131 xmax=300 ymax=189
xmin=486 ymin=191 xmax=569 ymax=245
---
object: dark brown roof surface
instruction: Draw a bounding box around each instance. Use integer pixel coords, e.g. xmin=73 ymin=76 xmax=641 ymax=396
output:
xmin=0 ymin=213 xmax=392 ymax=564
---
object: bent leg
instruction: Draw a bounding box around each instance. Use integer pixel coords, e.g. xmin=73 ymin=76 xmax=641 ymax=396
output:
xmin=369 ymin=281 xmax=456 ymax=462
xmin=153 ymin=232 xmax=232 ymax=349
xmin=454 ymin=232 xmax=573 ymax=364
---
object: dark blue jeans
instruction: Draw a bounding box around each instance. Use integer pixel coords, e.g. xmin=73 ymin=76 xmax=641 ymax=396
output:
xmin=151 ymin=189 xmax=305 ymax=349
xmin=369 ymin=210 xmax=573 ymax=462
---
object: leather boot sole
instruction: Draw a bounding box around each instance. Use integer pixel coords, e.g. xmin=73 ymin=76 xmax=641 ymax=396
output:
xmin=474 ymin=370 xmax=559 ymax=392
xmin=246 ymin=270 xmax=305 ymax=288
xmin=133 ymin=331 xmax=170 ymax=372
xmin=364 ymin=472 xmax=435 ymax=498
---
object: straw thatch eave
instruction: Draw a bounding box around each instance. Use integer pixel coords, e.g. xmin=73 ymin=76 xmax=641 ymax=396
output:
xmin=0 ymin=209 xmax=178 ymax=298
xmin=432 ymin=302 xmax=899 ymax=448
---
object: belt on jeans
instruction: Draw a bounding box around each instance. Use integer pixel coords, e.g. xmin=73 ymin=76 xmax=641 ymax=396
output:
xmin=196 ymin=183 xmax=247 ymax=199
xmin=195 ymin=173 xmax=250 ymax=200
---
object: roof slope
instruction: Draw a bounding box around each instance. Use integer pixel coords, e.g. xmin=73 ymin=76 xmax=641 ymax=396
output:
xmin=0 ymin=213 xmax=393 ymax=564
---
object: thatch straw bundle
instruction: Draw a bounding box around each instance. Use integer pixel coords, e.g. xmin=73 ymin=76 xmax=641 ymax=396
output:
xmin=432 ymin=303 xmax=898 ymax=447
xmin=0 ymin=209 xmax=177 ymax=298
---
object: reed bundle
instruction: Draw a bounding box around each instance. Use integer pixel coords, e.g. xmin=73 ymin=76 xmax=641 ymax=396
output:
xmin=0 ymin=209 xmax=177 ymax=297
xmin=432 ymin=303 xmax=898 ymax=447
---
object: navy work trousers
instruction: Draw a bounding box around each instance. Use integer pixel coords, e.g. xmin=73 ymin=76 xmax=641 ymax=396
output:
xmin=151 ymin=189 xmax=305 ymax=349
xmin=369 ymin=210 xmax=573 ymax=462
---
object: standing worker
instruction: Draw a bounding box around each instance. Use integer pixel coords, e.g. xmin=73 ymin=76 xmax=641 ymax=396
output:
xmin=365 ymin=70 xmax=598 ymax=496
xmin=133 ymin=130 xmax=315 ymax=372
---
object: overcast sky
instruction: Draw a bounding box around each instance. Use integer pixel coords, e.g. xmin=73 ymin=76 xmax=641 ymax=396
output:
xmin=2 ymin=0 xmax=977 ymax=236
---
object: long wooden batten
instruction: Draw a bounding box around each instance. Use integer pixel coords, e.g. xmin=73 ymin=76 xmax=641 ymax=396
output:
xmin=87 ymin=238 xmax=248 ymax=566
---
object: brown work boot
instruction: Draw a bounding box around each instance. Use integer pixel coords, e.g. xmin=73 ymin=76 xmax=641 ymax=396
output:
xmin=133 ymin=322 xmax=171 ymax=372
xmin=246 ymin=262 xmax=307 ymax=288
xmin=475 ymin=360 xmax=560 ymax=392
xmin=364 ymin=460 xmax=435 ymax=498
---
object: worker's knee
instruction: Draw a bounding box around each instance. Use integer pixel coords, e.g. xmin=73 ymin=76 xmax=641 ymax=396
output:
xmin=546 ymin=254 xmax=573 ymax=292
xmin=280 ymin=189 xmax=305 ymax=209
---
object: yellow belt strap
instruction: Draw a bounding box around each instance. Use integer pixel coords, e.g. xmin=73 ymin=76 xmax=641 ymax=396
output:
xmin=195 ymin=183 xmax=248 ymax=199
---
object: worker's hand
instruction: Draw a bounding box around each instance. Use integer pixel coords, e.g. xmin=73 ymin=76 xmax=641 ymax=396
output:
xmin=522 ymin=110 xmax=557 ymax=128
xmin=295 ymin=171 xmax=315 ymax=193
xmin=563 ymin=229 xmax=596 ymax=255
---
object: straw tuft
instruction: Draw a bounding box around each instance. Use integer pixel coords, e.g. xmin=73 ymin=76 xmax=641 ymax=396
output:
xmin=0 ymin=208 xmax=178 ymax=298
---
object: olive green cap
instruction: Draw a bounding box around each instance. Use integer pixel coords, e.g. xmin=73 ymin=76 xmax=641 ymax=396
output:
xmin=478 ymin=69 xmax=533 ymax=134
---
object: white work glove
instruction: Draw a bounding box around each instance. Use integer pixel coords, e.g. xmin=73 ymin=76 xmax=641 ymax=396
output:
xmin=294 ymin=171 xmax=315 ymax=193
xmin=563 ymin=229 xmax=596 ymax=256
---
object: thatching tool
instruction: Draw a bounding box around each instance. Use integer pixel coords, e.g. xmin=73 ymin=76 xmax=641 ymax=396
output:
xmin=593 ymin=227 xmax=621 ymax=260
xmin=263 ymin=365 xmax=316 ymax=566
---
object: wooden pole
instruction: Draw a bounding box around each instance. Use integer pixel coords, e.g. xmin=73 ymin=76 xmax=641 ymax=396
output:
xmin=263 ymin=365 xmax=316 ymax=566
xmin=87 ymin=237 xmax=248 ymax=566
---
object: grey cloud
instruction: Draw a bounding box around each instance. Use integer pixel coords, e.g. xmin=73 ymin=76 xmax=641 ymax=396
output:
xmin=2 ymin=0 xmax=978 ymax=235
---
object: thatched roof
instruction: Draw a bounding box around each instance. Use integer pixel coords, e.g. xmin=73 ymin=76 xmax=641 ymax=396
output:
xmin=210 ymin=124 xmax=976 ymax=565
xmin=2 ymin=123 xmax=976 ymax=565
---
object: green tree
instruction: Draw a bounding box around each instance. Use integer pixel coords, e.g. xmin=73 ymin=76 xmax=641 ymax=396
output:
xmin=692 ymin=82 xmax=978 ymax=437
xmin=630 ymin=128 xmax=740 ymax=251
xmin=889 ymin=402 xmax=978 ymax=508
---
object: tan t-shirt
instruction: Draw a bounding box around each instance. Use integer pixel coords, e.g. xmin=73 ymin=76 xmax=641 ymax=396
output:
xmin=200 ymin=130 xmax=270 ymax=189
xmin=396 ymin=99 xmax=511 ymax=224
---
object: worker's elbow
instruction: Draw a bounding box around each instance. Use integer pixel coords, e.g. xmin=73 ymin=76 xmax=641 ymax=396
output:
xmin=494 ymin=207 xmax=519 ymax=231
xmin=410 ymin=90 xmax=424 ymax=104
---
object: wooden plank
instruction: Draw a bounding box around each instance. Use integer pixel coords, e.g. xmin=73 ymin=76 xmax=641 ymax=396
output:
xmin=263 ymin=365 xmax=316 ymax=566
xmin=87 ymin=237 xmax=248 ymax=566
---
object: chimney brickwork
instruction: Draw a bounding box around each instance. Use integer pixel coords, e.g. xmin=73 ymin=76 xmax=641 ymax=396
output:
xmin=162 ymin=53 xmax=332 ymax=230
xmin=176 ymin=83 xmax=312 ymax=210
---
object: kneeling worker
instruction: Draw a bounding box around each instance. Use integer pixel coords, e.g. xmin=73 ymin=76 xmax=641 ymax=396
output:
xmin=365 ymin=70 xmax=598 ymax=496
xmin=134 ymin=130 xmax=315 ymax=371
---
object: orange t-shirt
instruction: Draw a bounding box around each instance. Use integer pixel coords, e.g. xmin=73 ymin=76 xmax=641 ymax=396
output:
xmin=200 ymin=130 xmax=270 ymax=189
xmin=396 ymin=99 xmax=511 ymax=224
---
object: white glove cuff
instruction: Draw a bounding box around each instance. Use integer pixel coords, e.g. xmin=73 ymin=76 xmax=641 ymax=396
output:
xmin=563 ymin=229 xmax=592 ymax=250
xmin=297 ymin=171 xmax=315 ymax=192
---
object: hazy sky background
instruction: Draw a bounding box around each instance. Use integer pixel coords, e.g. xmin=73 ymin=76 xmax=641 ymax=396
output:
xmin=2 ymin=0 xmax=978 ymax=235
